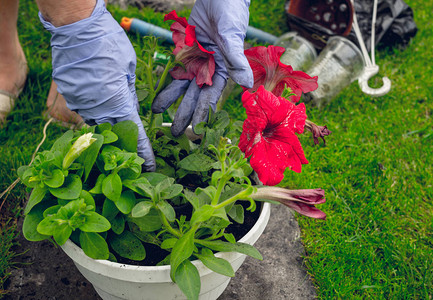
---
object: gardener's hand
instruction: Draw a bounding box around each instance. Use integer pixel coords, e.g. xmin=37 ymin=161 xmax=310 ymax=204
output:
xmin=39 ymin=0 xmax=156 ymax=171
xmin=152 ymin=0 xmax=253 ymax=137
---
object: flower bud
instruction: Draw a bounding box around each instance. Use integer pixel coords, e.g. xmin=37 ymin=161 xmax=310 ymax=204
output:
xmin=252 ymin=187 xmax=326 ymax=219
xmin=62 ymin=133 xmax=96 ymax=169
xmin=305 ymin=120 xmax=332 ymax=145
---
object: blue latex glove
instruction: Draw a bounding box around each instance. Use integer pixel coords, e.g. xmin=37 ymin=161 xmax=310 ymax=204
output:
xmin=152 ymin=0 xmax=254 ymax=137
xmin=39 ymin=0 xmax=155 ymax=171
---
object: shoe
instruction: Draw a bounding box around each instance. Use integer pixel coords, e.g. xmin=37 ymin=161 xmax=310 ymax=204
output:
xmin=0 ymin=88 xmax=23 ymax=125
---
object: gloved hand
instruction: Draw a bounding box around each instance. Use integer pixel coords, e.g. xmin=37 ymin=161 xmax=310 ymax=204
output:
xmin=39 ymin=0 xmax=155 ymax=171
xmin=152 ymin=0 xmax=254 ymax=137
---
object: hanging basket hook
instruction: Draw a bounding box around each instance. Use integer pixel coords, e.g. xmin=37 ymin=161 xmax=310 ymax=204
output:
xmin=358 ymin=65 xmax=391 ymax=97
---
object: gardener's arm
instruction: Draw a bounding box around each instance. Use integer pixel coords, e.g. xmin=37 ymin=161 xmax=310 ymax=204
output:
xmin=36 ymin=0 xmax=156 ymax=171
xmin=152 ymin=0 xmax=253 ymax=136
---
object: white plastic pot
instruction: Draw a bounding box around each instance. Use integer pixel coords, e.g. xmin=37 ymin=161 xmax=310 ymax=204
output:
xmin=61 ymin=202 xmax=271 ymax=300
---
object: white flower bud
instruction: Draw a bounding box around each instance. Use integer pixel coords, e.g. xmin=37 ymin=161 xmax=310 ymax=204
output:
xmin=62 ymin=133 xmax=96 ymax=169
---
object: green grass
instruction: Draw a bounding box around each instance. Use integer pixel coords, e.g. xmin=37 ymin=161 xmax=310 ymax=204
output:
xmin=0 ymin=0 xmax=432 ymax=298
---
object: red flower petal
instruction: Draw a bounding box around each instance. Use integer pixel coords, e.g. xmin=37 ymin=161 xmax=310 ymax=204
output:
xmin=251 ymin=187 xmax=326 ymax=219
xmin=243 ymin=45 xmax=318 ymax=102
xmin=169 ymin=45 xmax=215 ymax=87
xmin=283 ymin=201 xmax=327 ymax=219
xmin=164 ymin=10 xmax=215 ymax=87
xmin=239 ymin=86 xmax=308 ymax=185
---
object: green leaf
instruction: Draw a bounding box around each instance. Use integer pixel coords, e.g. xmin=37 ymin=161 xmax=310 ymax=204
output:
xmin=79 ymin=232 xmax=109 ymax=259
xmin=155 ymin=158 xmax=176 ymax=178
xmin=183 ymin=190 xmax=200 ymax=210
xmin=79 ymin=212 xmax=111 ymax=232
xmin=213 ymin=207 xmax=229 ymax=221
xmin=131 ymin=201 xmax=153 ymax=218
xmin=123 ymin=177 xmax=153 ymax=198
xmin=211 ymin=170 xmax=223 ymax=186
xmin=140 ymin=172 xmax=168 ymax=186
xmin=110 ymin=231 xmax=146 ymax=261
xmin=112 ymin=120 xmax=138 ymax=153
xmin=161 ymin=238 xmax=178 ymax=250
xmin=101 ymin=145 xmax=120 ymax=171
xmin=77 ymin=133 xmax=104 ymax=182
xmin=36 ymin=216 xmax=58 ymax=236
xmin=95 ymin=122 xmax=112 ymax=134
xmin=114 ymin=190 xmax=136 ymax=214
xmin=157 ymin=200 xmax=176 ymax=222
xmin=80 ymin=190 xmax=95 ymax=209
xmin=178 ymin=153 xmax=214 ymax=172
xmin=111 ymin=214 xmax=125 ymax=235
xmin=224 ymin=233 xmax=236 ymax=244
xmin=160 ymin=184 xmax=183 ymax=200
xmin=212 ymin=110 xmax=230 ymax=130
xmin=170 ymin=229 xmax=195 ymax=280
xmin=17 ymin=165 xmax=31 ymax=182
xmin=155 ymin=177 xmax=175 ymax=193
xmin=49 ymin=174 xmax=82 ymax=200
xmin=127 ymin=208 xmax=162 ymax=232
xmin=204 ymin=128 xmax=222 ymax=147
xmin=174 ymin=260 xmax=200 ymax=300
xmin=101 ymin=130 xmax=118 ymax=144
xmin=50 ymin=130 xmax=73 ymax=155
xmin=23 ymin=202 xmax=52 ymax=241
xmin=108 ymin=252 xmax=118 ymax=262
xmin=228 ymin=204 xmax=244 ymax=224
xmin=196 ymin=186 xmax=217 ymax=204
xmin=190 ymin=205 xmax=215 ymax=225
xmin=193 ymin=122 xmax=206 ymax=135
xmin=89 ymin=174 xmax=106 ymax=194
xmin=43 ymin=205 xmax=61 ymax=218
xmin=196 ymin=240 xmax=263 ymax=260
xmin=102 ymin=199 xmax=119 ymax=221
xmin=196 ymin=248 xmax=235 ymax=277
xmin=102 ymin=173 xmax=122 ymax=202
xmin=43 ymin=169 xmax=65 ymax=188
xmin=24 ymin=185 xmax=48 ymax=215
xmin=53 ymin=223 xmax=73 ymax=245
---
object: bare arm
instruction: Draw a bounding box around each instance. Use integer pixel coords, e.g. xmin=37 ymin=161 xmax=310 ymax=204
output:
xmin=36 ymin=0 xmax=96 ymax=27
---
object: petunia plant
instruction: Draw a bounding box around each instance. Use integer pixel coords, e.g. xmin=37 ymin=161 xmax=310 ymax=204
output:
xmin=18 ymin=10 xmax=331 ymax=300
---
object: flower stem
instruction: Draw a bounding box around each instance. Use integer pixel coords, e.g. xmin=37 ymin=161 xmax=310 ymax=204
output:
xmin=154 ymin=57 xmax=172 ymax=96
xmin=212 ymin=175 xmax=227 ymax=206
xmin=213 ymin=188 xmax=252 ymax=210
xmin=158 ymin=210 xmax=181 ymax=238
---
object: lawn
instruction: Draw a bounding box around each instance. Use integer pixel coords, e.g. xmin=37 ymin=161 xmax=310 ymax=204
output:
xmin=1 ymin=0 xmax=432 ymax=299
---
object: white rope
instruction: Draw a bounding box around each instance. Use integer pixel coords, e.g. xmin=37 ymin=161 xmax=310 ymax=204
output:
xmin=351 ymin=0 xmax=391 ymax=97
xmin=371 ymin=0 xmax=378 ymax=66
xmin=350 ymin=0 xmax=373 ymax=67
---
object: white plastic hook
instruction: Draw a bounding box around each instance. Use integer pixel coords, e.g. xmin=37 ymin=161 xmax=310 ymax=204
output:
xmin=351 ymin=0 xmax=391 ymax=96
xmin=358 ymin=65 xmax=392 ymax=97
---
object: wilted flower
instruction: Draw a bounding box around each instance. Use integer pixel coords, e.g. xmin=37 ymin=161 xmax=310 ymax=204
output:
xmin=252 ymin=187 xmax=326 ymax=219
xmin=238 ymin=86 xmax=308 ymax=186
xmin=243 ymin=45 xmax=318 ymax=102
xmin=164 ymin=10 xmax=215 ymax=87
xmin=305 ymin=120 xmax=332 ymax=145
xmin=62 ymin=133 xmax=96 ymax=169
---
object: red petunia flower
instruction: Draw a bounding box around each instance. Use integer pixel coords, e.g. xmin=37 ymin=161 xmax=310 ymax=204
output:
xmin=252 ymin=187 xmax=326 ymax=219
xmin=243 ymin=45 xmax=318 ymax=102
xmin=238 ymin=85 xmax=309 ymax=186
xmin=164 ymin=11 xmax=215 ymax=87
